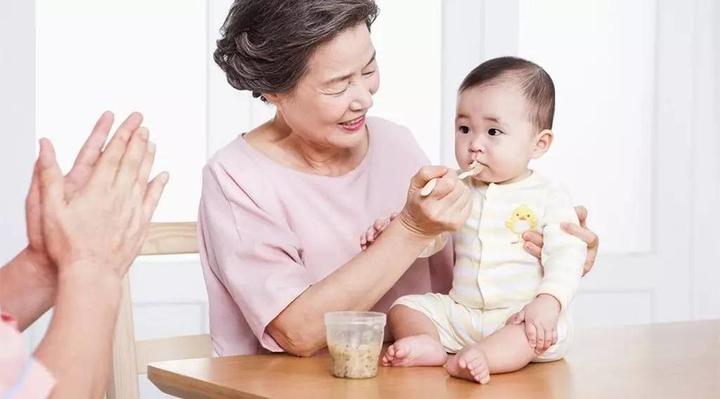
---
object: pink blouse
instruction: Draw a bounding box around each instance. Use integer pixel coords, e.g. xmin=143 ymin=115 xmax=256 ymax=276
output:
xmin=0 ymin=312 xmax=55 ymax=398
xmin=198 ymin=117 xmax=453 ymax=356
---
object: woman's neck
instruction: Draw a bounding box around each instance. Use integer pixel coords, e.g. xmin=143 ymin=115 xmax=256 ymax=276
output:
xmin=245 ymin=113 xmax=368 ymax=177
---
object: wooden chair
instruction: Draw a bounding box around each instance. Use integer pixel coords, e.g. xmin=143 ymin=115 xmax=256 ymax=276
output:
xmin=107 ymin=222 xmax=213 ymax=399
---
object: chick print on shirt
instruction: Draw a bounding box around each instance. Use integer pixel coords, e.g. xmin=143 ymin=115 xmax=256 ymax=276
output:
xmin=505 ymin=204 xmax=538 ymax=244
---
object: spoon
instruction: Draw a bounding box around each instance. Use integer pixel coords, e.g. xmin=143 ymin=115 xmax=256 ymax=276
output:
xmin=419 ymin=161 xmax=483 ymax=197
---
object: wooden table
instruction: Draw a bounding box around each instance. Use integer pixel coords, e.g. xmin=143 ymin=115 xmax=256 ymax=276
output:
xmin=148 ymin=320 xmax=720 ymax=399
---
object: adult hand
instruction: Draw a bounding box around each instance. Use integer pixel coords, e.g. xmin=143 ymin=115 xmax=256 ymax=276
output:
xmin=398 ymin=166 xmax=472 ymax=238
xmin=37 ymin=112 xmax=168 ymax=278
xmin=522 ymin=205 xmax=599 ymax=276
xmin=24 ymin=112 xmax=116 ymax=282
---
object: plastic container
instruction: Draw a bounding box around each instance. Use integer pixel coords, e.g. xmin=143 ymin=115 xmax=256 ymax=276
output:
xmin=324 ymin=311 xmax=386 ymax=379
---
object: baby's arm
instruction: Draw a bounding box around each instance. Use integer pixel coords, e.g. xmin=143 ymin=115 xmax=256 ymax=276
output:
xmin=536 ymin=188 xmax=587 ymax=310
xmin=511 ymin=187 xmax=587 ymax=352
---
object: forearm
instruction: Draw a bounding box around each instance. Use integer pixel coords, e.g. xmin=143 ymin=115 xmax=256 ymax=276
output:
xmin=538 ymin=237 xmax=585 ymax=309
xmin=34 ymin=266 xmax=122 ymax=399
xmin=0 ymin=248 xmax=56 ymax=330
xmin=269 ymin=220 xmax=434 ymax=356
xmin=538 ymin=197 xmax=587 ymax=309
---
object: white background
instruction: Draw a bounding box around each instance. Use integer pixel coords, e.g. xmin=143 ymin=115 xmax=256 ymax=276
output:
xmin=1 ymin=1 xmax=719 ymax=398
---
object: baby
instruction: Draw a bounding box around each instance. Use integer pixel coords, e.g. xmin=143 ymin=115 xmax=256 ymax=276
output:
xmin=361 ymin=56 xmax=587 ymax=384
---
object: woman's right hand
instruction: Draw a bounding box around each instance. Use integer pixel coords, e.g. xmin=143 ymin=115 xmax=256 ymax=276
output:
xmin=37 ymin=112 xmax=168 ymax=279
xmin=399 ymin=166 xmax=473 ymax=238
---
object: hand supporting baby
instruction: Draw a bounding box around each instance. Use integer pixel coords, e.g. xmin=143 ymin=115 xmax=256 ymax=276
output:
xmin=505 ymin=294 xmax=561 ymax=355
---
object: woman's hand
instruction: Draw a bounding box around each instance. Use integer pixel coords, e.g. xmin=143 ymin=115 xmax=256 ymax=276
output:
xmin=522 ymin=206 xmax=599 ymax=276
xmin=37 ymin=112 xmax=168 ymax=278
xmin=398 ymin=166 xmax=473 ymax=238
xmin=23 ymin=111 xmax=117 ymax=284
xmin=28 ymin=112 xmax=168 ymax=399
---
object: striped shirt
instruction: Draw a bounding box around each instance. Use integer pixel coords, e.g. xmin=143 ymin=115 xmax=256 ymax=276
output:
xmin=449 ymin=172 xmax=586 ymax=311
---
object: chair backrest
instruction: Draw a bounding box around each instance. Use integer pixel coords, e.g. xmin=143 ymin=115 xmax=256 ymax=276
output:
xmin=107 ymin=222 xmax=212 ymax=399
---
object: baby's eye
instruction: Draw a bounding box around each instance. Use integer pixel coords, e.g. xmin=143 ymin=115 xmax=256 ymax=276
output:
xmin=488 ymin=128 xmax=503 ymax=136
xmin=458 ymin=126 xmax=470 ymax=134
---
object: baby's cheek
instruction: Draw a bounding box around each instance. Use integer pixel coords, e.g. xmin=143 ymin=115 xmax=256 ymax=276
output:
xmin=496 ymin=151 xmax=528 ymax=175
xmin=454 ymin=140 xmax=471 ymax=164
xmin=487 ymin=153 xmax=511 ymax=175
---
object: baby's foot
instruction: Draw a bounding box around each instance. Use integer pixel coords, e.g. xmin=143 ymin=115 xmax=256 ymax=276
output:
xmin=445 ymin=344 xmax=490 ymax=384
xmin=381 ymin=334 xmax=448 ymax=367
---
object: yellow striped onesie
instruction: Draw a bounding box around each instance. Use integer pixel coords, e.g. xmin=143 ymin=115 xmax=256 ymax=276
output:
xmin=393 ymin=172 xmax=586 ymax=361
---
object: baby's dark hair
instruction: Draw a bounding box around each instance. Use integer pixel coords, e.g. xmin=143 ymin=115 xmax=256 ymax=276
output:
xmin=459 ymin=56 xmax=555 ymax=130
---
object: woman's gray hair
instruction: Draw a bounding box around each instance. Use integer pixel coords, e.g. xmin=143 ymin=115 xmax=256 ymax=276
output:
xmin=214 ymin=0 xmax=379 ymax=101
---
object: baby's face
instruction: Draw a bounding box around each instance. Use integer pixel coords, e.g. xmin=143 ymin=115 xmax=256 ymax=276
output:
xmin=454 ymin=82 xmax=539 ymax=184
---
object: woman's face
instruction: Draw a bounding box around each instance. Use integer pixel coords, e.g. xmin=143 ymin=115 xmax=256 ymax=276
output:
xmin=270 ymin=22 xmax=380 ymax=150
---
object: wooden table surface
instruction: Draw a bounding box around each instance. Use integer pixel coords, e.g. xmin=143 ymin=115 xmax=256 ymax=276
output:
xmin=148 ymin=320 xmax=720 ymax=399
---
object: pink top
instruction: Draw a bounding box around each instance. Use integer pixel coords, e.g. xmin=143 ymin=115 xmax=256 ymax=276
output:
xmin=198 ymin=117 xmax=453 ymax=356
xmin=0 ymin=312 xmax=55 ymax=398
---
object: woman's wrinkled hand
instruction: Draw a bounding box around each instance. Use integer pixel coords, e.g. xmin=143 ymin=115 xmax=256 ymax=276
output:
xmin=23 ymin=111 xmax=117 ymax=282
xmin=37 ymin=112 xmax=169 ymax=278
xmin=399 ymin=166 xmax=472 ymax=239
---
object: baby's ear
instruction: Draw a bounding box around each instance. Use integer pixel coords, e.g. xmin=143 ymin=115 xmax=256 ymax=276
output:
xmin=531 ymin=129 xmax=553 ymax=159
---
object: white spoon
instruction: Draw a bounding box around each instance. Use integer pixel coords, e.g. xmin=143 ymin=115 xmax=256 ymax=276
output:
xmin=419 ymin=161 xmax=483 ymax=197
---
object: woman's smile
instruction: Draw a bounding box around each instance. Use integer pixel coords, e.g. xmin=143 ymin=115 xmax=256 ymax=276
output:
xmin=339 ymin=115 xmax=366 ymax=132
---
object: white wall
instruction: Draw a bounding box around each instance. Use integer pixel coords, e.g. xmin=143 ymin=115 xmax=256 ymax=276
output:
xmin=371 ymin=0 xmax=442 ymax=163
xmin=0 ymin=0 xmax=35 ymax=265
xmin=517 ymin=0 xmax=655 ymax=255
xmin=36 ymin=0 xmax=207 ymax=223
xmin=690 ymin=0 xmax=720 ymax=320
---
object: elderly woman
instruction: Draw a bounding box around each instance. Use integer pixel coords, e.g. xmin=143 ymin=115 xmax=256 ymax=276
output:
xmin=199 ymin=0 xmax=598 ymax=357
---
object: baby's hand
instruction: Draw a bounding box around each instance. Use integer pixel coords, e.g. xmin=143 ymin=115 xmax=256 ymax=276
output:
xmin=505 ymin=294 xmax=561 ymax=354
xmin=360 ymin=213 xmax=398 ymax=250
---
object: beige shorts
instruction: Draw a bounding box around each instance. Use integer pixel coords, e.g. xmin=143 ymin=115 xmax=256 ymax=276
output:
xmin=392 ymin=293 xmax=573 ymax=362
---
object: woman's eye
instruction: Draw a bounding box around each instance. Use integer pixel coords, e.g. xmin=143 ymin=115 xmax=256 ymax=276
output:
xmin=362 ymin=70 xmax=376 ymax=76
xmin=488 ymin=128 xmax=503 ymax=136
xmin=458 ymin=126 xmax=470 ymax=134
xmin=327 ymin=87 xmax=348 ymax=96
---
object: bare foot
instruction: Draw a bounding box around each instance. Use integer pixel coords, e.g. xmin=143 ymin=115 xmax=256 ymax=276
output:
xmin=381 ymin=334 xmax=448 ymax=367
xmin=445 ymin=344 xmax=490 ymax=384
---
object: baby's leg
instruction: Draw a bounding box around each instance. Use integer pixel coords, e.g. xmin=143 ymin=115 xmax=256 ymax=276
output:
xmin=382 ymin=305 xmax=448 ymax=367
xmin=446 ymin=324 xmax=535 ymax=384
